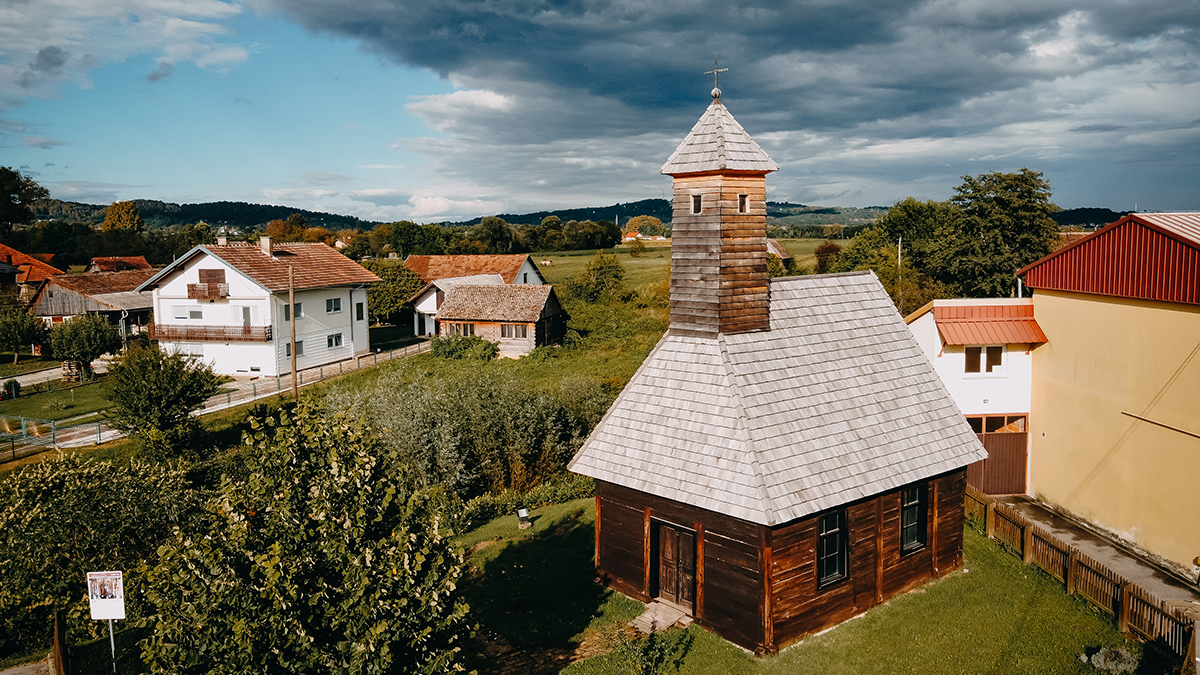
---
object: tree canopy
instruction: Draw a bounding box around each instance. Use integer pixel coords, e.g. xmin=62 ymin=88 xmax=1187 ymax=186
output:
xmin=100 ymin=200 xmax=147 ymax=232
xmin=0 ymin=167 xmax=49 ymax=235
xmin=359 ymin=259 xmax=425 ymax=325
xmin=139 ymin=401 xmax=471 ymax=674
xmin=50 ymin=314 xmax=122 ymax=379
xmin=103 ymin=345 xmax=224 ymax=459
xmin=0 ymin=311 xmax=48 ymax=363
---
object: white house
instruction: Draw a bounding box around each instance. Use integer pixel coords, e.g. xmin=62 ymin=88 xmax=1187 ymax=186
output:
xmin=905 ymin=298 xmax=1047 ymax=495
xmin=136 ymin=238 xmax=379 ymax=376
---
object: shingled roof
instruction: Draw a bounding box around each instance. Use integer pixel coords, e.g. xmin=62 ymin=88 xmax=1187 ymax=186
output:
xmin=436 ymin=284 xmax=560 ymax=323
xmin=568 ymin=271 xmax=986 ymax=526
xmin=660 ymin=96 xmax=779 ymax=176
xmin=87 ymin=256 xmax=151 ymax=272
xmin=32 ymin=269 xmax=157 ymax=313
xmin=137 ymin=242 xmax=379 ymax=293
xmin=0 ymin=243 xmax=64 ymax=284
xmin=404 ymin=254 xmax=542 ymax=285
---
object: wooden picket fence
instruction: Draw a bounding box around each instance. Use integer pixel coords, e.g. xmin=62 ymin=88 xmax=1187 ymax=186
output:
xmin=965 ymin=485 xmax=1197 ymax=659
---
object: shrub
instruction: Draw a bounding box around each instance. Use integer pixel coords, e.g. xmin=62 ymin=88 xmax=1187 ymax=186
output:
xmin=453 ymin=472 xmax=596 ymax=529
xmin=0 ymin=455 xmax=198 ymax=654
xmin=430 ymin=333 xmax=499 ymax=360
xmin=564 ymin=252 xmax=626 ymax=302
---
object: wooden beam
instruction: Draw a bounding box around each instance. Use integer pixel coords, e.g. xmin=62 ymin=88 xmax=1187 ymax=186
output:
xmin=695 ymin=522 xmax=705 ymax=621
xmin=875 ymin=496 xmax=885 ymax=605
xmin=930 ymin=479 xmax=940 ymax=578
xmin=761 ymin=526 xmax=775 ymax=653
xmin=644 ymin=507 xmax=653 ymax=598
xmin=595 ymin=493 xmax=602 ymax=575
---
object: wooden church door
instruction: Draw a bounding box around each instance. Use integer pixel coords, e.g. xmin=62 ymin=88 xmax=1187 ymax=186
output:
xmin=656 ymin=523 xmax=695 ymax=611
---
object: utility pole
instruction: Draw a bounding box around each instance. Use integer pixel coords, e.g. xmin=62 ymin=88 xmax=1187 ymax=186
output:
xmin=289 ymin=266 xmax=297 ymax=399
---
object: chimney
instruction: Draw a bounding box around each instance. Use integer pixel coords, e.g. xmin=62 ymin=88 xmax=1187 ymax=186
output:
xmin=660 ymin=90 xmax=779 ymax=337
xmin=216 ymin=236 xmax=228 ymax=246
xmin=260 ymin=236 xmax=272 ymax=257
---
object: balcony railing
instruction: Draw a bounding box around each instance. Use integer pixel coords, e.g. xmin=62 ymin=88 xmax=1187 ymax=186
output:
xmin=188 ymin=283 xmax=229 ymax=300
xmin=147 ymin=323 xmax=272 ymax=343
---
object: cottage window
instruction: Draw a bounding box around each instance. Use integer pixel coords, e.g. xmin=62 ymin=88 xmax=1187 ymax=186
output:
xmin=817 ymin=510 xmax=847 ymax=587
xmin=447 ymin=322 xmax=475 ymax=337
xmin=283 ymin=303 xmax=303 ymax=321
xmin=738 ymin=194 xmax=748 ymax=213
xmin=356 ymin=302 xmax=364 ymax=321
xmin=692 ymin=195 xmax=702 ymax=214
xmin=965 ymin=345 xmax=1003 ymax=373
xmin=326 ymin=298 xmax=342 ymax=314
xmin=500 ymin=324 xmax=527 ymax=339
xmin=327 ymin=333 xmax=343 ymax=348
xmin=286 ymin=341 xmax=304 ymax=357
xmin=967 ymin=414 xmax=1026 ymax=435
xmin=900 ymin=485 xmax=927 ymax=553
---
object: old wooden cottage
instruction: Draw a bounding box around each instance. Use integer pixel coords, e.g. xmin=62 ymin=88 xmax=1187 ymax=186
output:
xmin=29 ymin=268 xmax=157 ymax=336
xmin=435 ymin=284 xmax=568 ymax=357
xmin=568 ymin=90 xmax=986 ymax=653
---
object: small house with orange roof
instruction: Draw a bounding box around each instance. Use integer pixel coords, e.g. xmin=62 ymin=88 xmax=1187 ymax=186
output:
xmin=905 ymin=299 xmax=1048 ymax=495
xmin=136 ymin=237 xmax=378 ymax=376
xmin=86 ymin=256 xmax=151 ymax=273
xmin=0 ymin=243 xmax=64 ymax=300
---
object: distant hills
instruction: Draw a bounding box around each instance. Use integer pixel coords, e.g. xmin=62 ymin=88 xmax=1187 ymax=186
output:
xmin=29 ymin=196 xmax=1126 ymax=233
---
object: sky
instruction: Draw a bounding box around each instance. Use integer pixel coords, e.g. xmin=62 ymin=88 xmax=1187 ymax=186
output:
xmin=1 ymin=0 xmax=1198 ymax=224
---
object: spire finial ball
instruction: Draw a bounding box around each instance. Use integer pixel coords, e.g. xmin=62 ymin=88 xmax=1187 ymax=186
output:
xmin=712 ymin=87 xmax=721 ymax=99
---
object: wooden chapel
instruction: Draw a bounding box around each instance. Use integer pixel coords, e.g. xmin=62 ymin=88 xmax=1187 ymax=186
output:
xmin=567 ymin=87 xmax=987 ymax=654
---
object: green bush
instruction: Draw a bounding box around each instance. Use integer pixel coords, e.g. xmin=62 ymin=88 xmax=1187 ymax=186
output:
xmin=454 ymin=472 xmax=596 ymax=529
xmin=563 ymin=251 xmax=626 ymax=302
xmin=430 ymin=333 xmax=499 ymax=360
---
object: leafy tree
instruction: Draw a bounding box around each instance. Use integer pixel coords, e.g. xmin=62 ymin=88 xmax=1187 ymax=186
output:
xmin=139 ymin=401 xmax=471 ymax=674
xmin=471 ymin=216 xmax=516 ymax=254
xmin=628 ymin=238 xmax=647 ymax=258
xmin=767 ymin=253 xmax=787 ymax=277
xmin=0 ymin=455 xmax=198 ymax=654
xmin=301 ymin=226 xmax=335 ymax=244
xmin=814 ymin=240 xmax=842 ymax=274
xmin=0 ymin=167 xmax=49 ymax=236
xmin=564 ymin=251 xmax=625 ymax=302
xmin=359 ymin=259 xmax=425 ymax=325
xmin=100 ymin=200 xmax=146 ymax=232
xmin=49 ymin=314 xmax=121 ymax=380
xmin=265 ymin=213 xmax=308 ymax=242
xmin=0 ymin=311 xmax=48 ymax=363
xmin=947 ymin=168 xmax=1060 ymax=296
xmin=103 ymin=345 xmax=223 ymax=459
xmin=625 ymin=215 xmax=664 ymax=237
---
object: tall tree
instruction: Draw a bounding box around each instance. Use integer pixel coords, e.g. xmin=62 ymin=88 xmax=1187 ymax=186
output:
xmin=50 ymin=314 xmax=121 ymax=380
xmin=265 ymin=213 xmax=307 ymax=242
xmin=360 ymin=259 xmax=425 ymax=325
xmin=139 ymin=401 xmax=471 ymax=674
xmin=471 ymin=215 xmax=516 ymax=254
xmin=0 ymin=167 xmax=50 ymax=236
xmin=0 ymin=311 xmax=48 ymax=363
xmin=103 ymin=345 xmax=223 ymax=459
xmin=100 ymin=200 xmax=147 ymax=232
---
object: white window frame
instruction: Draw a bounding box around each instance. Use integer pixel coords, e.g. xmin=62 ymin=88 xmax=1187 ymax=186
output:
xmin=326 ymin=298 xmax=342 ymax=314
xmin=283 ymin=302 xmax=303 ymax=321
xmin=327 ymin=333 xmax=343 ymax=348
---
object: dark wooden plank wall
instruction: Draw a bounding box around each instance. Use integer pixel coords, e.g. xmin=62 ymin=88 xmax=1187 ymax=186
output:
xmin=769 ymin=470 xmax=967 ymax=651
xmin=668 ymin=173 xmax=769 ymax=337
xmin=596 ymin=481 xmax=764 ymax=650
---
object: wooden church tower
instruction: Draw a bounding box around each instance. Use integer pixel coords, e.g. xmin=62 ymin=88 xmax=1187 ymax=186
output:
xmin=569 ymin=88 xmax=986 ymax=654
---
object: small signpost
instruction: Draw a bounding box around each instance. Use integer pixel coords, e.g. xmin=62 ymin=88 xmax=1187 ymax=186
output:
xmin=87 ymin=570 xmax=124 ymax=674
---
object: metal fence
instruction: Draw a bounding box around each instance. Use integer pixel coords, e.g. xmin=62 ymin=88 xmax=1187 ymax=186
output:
xmin=967 ymin=484 xmax=1197 ymax=659
xmin=0 ymin=342 xmax=431 ymax=460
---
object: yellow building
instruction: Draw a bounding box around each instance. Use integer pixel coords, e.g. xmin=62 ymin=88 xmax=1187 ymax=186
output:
xmin=1019 ymin=213 xmax=1200 ymax=577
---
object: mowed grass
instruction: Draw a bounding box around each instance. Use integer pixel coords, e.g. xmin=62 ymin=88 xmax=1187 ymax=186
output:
xmin=459 ymin=500 xmax=1142 ymax=675
xmin=0 ymin=352 xmax=57 ymax=379
xmin=535 ymin=247 xmax=671 ymax=288
xmin=0 ymin=380 xmax=111 ymax=423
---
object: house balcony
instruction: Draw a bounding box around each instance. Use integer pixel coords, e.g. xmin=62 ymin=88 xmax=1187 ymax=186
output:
xmin=147 ymin=323 xmax=272 ymax=343
xmin=188 ymin=283 xmax=229 ymax=300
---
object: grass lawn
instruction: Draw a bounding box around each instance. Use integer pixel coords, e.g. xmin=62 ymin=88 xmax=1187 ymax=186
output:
xmin=535 ymin=247 xmax=672 ymax=288
xmin=458 ymin=499 xmax=1146 ymax=675
xmin=0 ymin=352 xmax=57 ymax=379
xmin=0 ymin=380 xmax=111 ymax=423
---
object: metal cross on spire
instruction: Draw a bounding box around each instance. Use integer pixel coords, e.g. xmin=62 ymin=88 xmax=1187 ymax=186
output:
xmin=705 ymin=53 xmax=728 ymax=98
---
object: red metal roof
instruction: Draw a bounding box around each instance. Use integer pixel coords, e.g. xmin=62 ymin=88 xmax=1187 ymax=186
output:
xmin=1017 ymin=213 xmax=1200 ymax=306
xmin=928 ymin=302 xmax=1047 ymax=345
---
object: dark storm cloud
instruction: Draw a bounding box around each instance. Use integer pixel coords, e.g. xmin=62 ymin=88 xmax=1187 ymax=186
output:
xmin=18 ymin=45 xmax=68 ymax=88
xmin=260 ymin=0 xmax=1200 ymax=210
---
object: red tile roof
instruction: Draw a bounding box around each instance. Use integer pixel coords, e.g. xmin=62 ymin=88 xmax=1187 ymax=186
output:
xmin=140 ymin=242 xmax=379 ymax=293
xmin=88 ymin=256 xmax=151 ymax=272
xmin=1018 ymin=212 xmax=1200 ymax=306
xmin=0 ymin=243 xmax=64 ymax=284
xmin=404 ymin=254 xmax=539 ymax=284
xmin=928 ymin=302 xmax=1047 ymax=345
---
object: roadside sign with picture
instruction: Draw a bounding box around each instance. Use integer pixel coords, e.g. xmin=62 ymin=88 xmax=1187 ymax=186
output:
xmin=86 ymin=570 xmax=125 ymax=621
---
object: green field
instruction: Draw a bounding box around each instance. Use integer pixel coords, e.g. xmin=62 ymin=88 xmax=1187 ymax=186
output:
xmin=0 ymin=380 xmax=110 ymax=423
xmin=0 ymin=353 xmax=57 ymax=379
xmin=453 ymin=499 xmax=1144 ymax=675
xmin=535 ymin=246 xmax=672 ymax=288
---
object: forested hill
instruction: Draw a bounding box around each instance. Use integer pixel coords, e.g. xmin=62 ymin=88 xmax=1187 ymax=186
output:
xmin=450 ymin=198 xmax=674 ymax=227
xmin=30 ymin=198 xmax=375 ymax=231
xmin=1050 ymin=207 xmax=1127 ymax=228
